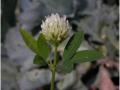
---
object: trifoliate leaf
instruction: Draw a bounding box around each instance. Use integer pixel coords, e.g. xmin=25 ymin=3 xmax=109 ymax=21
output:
xmin=37 ymin=33 xmax=51 ymax=60
xmin=20 ymin=29 xmax=39 ymax=54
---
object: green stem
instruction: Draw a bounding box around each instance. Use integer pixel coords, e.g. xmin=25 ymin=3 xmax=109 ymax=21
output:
xmin=51 ymin=68 xmax=56 ymax=90
xmin=50 ymin=46 xmax=58 ymax=90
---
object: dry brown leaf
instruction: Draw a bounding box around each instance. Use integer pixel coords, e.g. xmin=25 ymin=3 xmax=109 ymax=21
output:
xmin=99 ymin=66 xmax=116 ymax=90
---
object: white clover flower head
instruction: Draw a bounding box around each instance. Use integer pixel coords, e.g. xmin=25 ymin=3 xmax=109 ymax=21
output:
xmin=41 ymin=13 xmax=71 ymax=46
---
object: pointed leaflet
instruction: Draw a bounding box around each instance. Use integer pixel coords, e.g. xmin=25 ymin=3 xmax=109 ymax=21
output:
xmin=63 ymin=31 xmax=84 ymax=61
xmin=20 ymin=29 xmax=39 ymax=54
xmin=37 ymin=33 xmax=51 ymax=60
xmin=62 ymin=31 xmax=84 ymax=73
xmin=33 ymin=55 xmax=46 ymax=66
xmin=71 ymin=50 xmax=103 ymax=63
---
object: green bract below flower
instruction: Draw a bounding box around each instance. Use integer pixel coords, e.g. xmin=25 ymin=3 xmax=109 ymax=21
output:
xmin=41 ymin=13 xmax=71 ymax=46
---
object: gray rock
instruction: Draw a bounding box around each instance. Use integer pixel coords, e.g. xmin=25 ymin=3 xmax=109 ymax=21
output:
xmin=78 ymin=3 xmax=118 ymax=41
xmin=57 ymin=71 xmax=76 ymax=90
xmin=5 ymin=26 xmax=36 ymax=70
xmin=1 ymin=57 xmax=19 ymax=90
xmin=19 ymin=69 xmax=62 ymax=90
xmin=19 ymin=0 xmax=73 ymax=31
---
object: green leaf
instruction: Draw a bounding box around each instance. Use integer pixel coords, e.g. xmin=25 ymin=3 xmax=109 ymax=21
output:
xmin=62 ymin=61 xmax=73 ymax=73
xmin=33 ymin=55 xmax=46 ymax=66
xmin=20 ymin=29 xmax=39 ymax=54
xmin=37 ymin=33 xmax=51 ymax=60
xmin=63 ymin=31 xmax=84 ymax=61
xmin=62 ymin=31 xmax=84 ymax=73
xmin=71 ymin=50 xmax=103 ymax=63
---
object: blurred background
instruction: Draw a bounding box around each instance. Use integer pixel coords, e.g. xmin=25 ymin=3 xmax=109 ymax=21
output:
xmin=1 ymin=0 xmax=119 ymax=90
